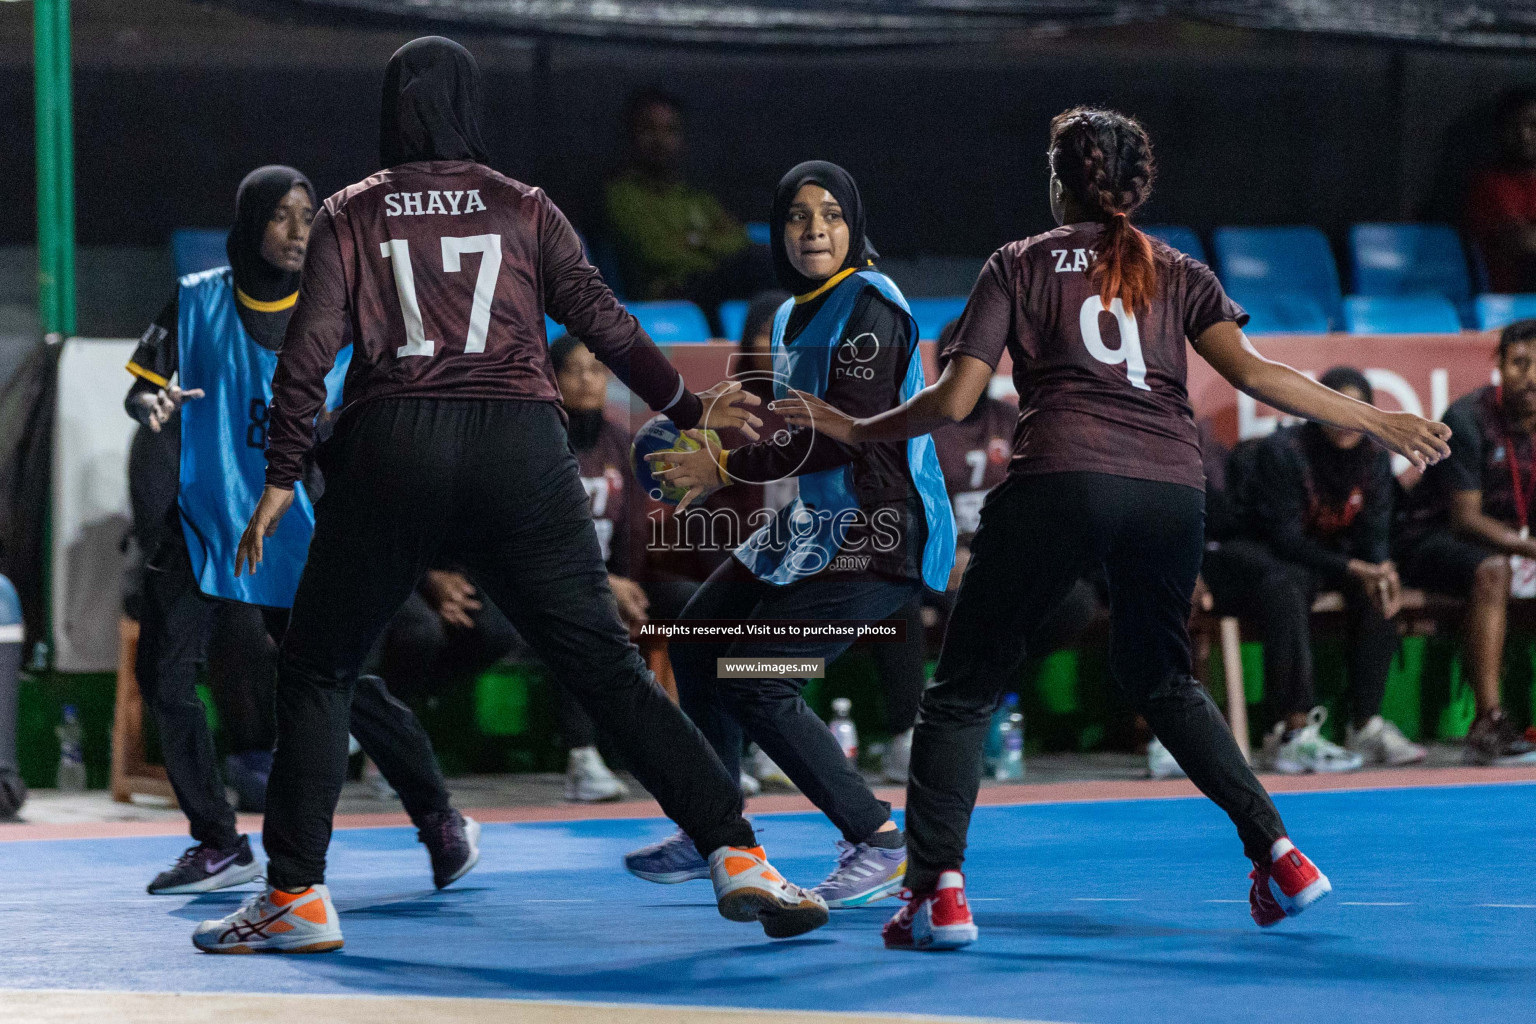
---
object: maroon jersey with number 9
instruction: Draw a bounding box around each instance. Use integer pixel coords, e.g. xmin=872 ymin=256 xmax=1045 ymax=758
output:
xmin=940 ymin=222 xmax=1246 ymax=491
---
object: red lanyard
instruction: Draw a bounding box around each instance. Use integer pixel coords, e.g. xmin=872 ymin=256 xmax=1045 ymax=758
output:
xmin=1498 ymin=387 xmax=1536 ymax=529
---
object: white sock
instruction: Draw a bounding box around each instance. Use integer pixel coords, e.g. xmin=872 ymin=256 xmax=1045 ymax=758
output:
xmin=1270 ymin=837 xmax=1296 ymax=862
xmin=937 ymin=870 xmax=965 ymax=890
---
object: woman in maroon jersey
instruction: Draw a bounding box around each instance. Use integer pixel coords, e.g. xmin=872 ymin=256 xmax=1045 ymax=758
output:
xmin=199 ymin=36 xmax=828 ymax=954
xmin=775 ymin=107 xmax=1452 ymax=950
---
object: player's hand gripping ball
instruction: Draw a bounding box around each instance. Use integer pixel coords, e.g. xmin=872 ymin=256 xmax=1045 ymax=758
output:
xmin=631 ymin=415 xmax=722 ymax=505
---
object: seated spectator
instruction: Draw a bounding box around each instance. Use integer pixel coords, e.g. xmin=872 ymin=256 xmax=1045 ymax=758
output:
xmin=1210 ymin=367 xmax=1424 ymax=774
xmin=1396 ymin=322 xmax=1536 ymax=766
xmin=1464 ymin=89 xmax=1536 ymax=293
xmin=604 ymin=89 xmax=768 ymax=321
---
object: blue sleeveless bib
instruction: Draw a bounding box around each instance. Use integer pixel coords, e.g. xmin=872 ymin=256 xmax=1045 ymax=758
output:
xmin=176 ymin=268 xmax=350 ymax=607
xmin=734 ymin=270 xmax=955 ymax=590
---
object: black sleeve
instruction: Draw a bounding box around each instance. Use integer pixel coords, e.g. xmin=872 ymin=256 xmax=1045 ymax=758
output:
xmin=724 ymin=290 xmax=911 ymax=483
xmin=124 ymin=294 xmax=179 ymax=426
xmin=1252 ymin=433 xmax=1352 ymax=579
xmin=1433 ymin=399 xmax=1484 ymax=495
xmin=1352 ymin=452 xmax=1394 ymax=565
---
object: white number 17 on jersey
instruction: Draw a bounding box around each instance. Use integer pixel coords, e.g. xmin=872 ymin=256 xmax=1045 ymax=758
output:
xmin=1078 ymin=295 xmax=1150 ymax=391
xmin=380 ymin=234 xmax=503 ymax=358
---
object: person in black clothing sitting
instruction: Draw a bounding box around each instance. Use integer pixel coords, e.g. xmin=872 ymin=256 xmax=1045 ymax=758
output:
xmin=1205 ymin=367 xmax=1425 ymax=774
xmin=1396 ymin=320 xmax=1536 ymax=766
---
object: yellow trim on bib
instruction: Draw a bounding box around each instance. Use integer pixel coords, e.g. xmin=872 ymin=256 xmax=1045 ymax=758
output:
xmin=794 ymin=266 xmax=859 ymax=305
xmin=235 ymin=287 xmax=298 ymax=313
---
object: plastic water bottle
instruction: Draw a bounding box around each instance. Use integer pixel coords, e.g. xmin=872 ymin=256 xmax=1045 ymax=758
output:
xmin=986 ymin=694 xmax=1025 ymax=781
xmin=829 ymin=697 xmax=859 ymax=763
xmin=56 ymin=705 xmax=86 ymax=792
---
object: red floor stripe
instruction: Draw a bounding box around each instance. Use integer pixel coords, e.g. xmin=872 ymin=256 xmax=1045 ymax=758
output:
xmin=3 ymin=764 xmax=1533 ymax=843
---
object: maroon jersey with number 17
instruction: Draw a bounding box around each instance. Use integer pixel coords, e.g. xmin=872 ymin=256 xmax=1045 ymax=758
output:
xmin=940 ymin=222 xmax=1247 ymax=491
xmin=265 ymin=159 xmax=699 ymax=488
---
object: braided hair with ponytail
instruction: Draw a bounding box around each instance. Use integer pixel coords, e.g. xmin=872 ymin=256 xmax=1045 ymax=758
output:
xmin=1048 ymin=107 xmax=1159 ymax=312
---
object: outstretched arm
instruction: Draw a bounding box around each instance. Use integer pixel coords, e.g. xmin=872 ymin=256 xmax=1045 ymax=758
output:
xmin=540 ymin=195 xmax=760 ymax=438
xmin=772 ymin=354 xmax=994 ymax=444
xmin=1195 ymin=321 xmax=1452 ymax=470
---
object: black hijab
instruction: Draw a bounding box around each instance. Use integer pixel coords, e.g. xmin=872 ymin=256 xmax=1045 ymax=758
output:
xmin=380 ymin=36 xmax=491 ymax=169
xmin=227 ymin=165 xmax=314 ymax=304
xmin=770 ymin=161 xmax=878 ymax=296
xmin=1301 ymin=366 xmax=1379 ymax=500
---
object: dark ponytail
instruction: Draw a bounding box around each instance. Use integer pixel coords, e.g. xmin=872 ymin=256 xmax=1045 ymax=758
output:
xmin=1049 ymin=107 xmax=1158 ymax=312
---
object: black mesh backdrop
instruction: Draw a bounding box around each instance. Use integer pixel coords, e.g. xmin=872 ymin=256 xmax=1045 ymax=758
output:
xmin=266 ymin=1 xmax=1536 ymax=48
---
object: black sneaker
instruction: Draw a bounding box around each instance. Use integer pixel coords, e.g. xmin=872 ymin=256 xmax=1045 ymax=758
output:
xmin=1463 ymin=710 xmax=1536 ymax=766
xmin=417 ymin=810 xmax=481 ymax=889
xmin=147 ymin=835 xmax=261 ymax=895
xmin=223 ymin=750 xmax=272 ymax=814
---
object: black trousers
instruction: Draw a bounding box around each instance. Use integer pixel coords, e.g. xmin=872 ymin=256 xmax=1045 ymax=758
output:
xmin=673 ymin=557 xmax=917 ymax=844
xmin=376 ymin=589 xmax=523 ymax=704
xmin=867 ymin=591 xmax=926 ymax=735
xmin=262 ymin=399 xmax=754 ymax=888
xmin=905 ymin=472 xmax=1287 ymax=891
xmin=1203 ymin=539 xmax=1396 ymax=728
xmin=136 ymin=535 xmax=451 ymax=850
xmin=379 ymin=577 xmax=697 ymax=753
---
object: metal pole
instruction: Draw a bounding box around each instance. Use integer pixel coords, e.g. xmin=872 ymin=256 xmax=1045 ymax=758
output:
xmin=34 ymin=0 xmax=59 ymax=335
xmin=53 ymin=0 xmax=75 ymax=336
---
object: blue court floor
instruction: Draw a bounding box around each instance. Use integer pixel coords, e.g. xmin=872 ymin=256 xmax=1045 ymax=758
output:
xmin=3 ymin=783 xmax=1534 ymax=1023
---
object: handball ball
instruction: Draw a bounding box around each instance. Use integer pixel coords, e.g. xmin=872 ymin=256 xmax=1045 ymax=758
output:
xmin=631 ymin=414 xmax=721 ymax=505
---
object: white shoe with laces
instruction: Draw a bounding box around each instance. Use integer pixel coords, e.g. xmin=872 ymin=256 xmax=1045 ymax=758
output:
xmin=192 ymin=884 xmax=343 ymax=954
xmin=749 ymin=747 xmax=797 ymax=792
xmin=1346 ymin=715 xmax=1427 ymax=766
xmin=565 ymin=746 xmax=629 ymax=802
xmin=710 ymin=844 xmax=828 ymax=938
xmin=1272 ymin=707 xmax=1363 ymax=774
xmin=1147 ymin=736 xmax=1186 ymax=779
xmin=881 ymin=728 xmax=913 ymax=784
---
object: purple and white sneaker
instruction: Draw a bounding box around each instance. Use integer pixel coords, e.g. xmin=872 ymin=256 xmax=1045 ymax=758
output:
xmin=810 ymin=839 xmax=908 ymax=908
xmin=625 ymin=827 xmax=711 ymax=884
xmin=147 ymin=835 xmax=261 ymax=895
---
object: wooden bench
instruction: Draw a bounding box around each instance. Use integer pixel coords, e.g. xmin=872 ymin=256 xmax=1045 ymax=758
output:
xmin=109 ymin=616 xmax=177 ymax=805
xmin=1193 ymin=588 xmax=1465 ymax=760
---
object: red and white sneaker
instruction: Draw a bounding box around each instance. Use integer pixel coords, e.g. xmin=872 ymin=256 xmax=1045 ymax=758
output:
xmin=1249 ymin=838 xmax=1331 ymax=927
xmin=883 ymin=870 xmax=978 ymax=950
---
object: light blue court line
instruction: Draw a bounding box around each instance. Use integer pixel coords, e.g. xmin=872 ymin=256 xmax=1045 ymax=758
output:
xmin=1 ymin=784 xmax=1533 ymax=1024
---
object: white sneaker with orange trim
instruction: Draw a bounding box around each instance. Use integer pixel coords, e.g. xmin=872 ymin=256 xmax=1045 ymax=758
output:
xmin=709 ymin=845 xmax=828 ymax=939
xmin=192 ymin=884 xmax=344 ymax=954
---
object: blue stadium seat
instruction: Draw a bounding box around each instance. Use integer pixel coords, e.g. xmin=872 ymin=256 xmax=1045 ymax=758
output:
xmin=718 ymin=300 xmax=748 ymax=342
xmin=1142 ymin=225 xmax=1206 ymax=263
xmin=907 ymin=296 xmax=968 ymax=341
xmin=1342 ymin=295 xmax=1461 ymax=335
xmin=171 ymin=228 xmax=229 ymax=277
xmin=1349 ymin=223 xmax=1471 ymax=303
xmin=745 ymin=221 xmax=771 ymax=246
xmin=583 ymin=232 xmax=627 ymax=300
xmin=631 ymin=300 xmax=712 ymax=342
xmin=1213 ymin=226 xmax=1342 ymax=328
xmin=1474 ymin=294 xmax=1536 ymax=331
xmin=1238 ymin=294 xmax=1331 ymax=335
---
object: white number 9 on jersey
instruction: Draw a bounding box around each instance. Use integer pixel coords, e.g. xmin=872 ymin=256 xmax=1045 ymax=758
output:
xmin=1078 ymin=295 xmax=1150 ymax=391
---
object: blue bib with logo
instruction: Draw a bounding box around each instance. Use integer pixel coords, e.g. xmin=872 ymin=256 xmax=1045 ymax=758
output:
xmin=176 ymin=267 xmax=349 ymax=607
xmin=734 ymin=270 xmax=955 ymax=590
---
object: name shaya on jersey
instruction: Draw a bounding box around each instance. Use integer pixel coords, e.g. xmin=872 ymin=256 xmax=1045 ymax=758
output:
xmin=383 ymin=190 xmax=488 ymax=217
